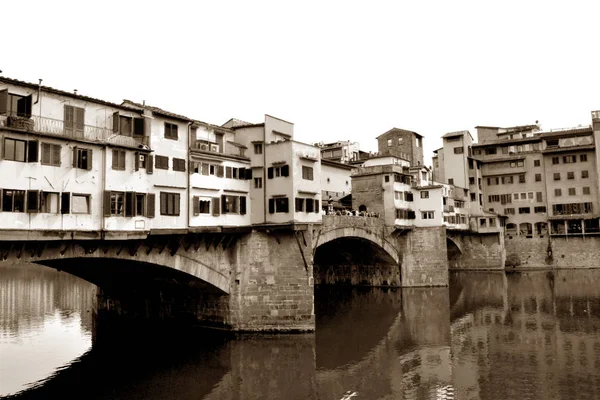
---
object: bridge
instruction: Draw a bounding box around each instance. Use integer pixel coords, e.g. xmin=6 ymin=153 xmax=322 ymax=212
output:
xmin=0 ymin=216 xmax=504 ymax=332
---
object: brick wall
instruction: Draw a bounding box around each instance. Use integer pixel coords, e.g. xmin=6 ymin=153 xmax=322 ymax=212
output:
xmin=397 ymin=226 xmax=449 ymax=286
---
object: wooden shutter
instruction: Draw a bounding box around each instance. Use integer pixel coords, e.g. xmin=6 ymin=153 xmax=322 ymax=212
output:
xmin=134 ymin=152 xmax=139 ymax=171
xmin=268 ymin=198 xmax=275 ymax=214
xmin=64 ymin=105 xmax=74 ymax=136
xmin=226 ymin=166 xmax=232 ymax=178
xmin=268 ymin=167 xmax=274 ymax=179
xmin=74 ymin=107 xmax=84 ymax=137
xmin=119 ymin=151 xmax=125 ymax=170
xmin=27 ymin=140 xmax=38 ymax=163
xmin=239 ymin=168 xmax=245 ymax=180
xmin=112 ymin=149 xmax=119 ymax=169
xmin=147 ymin=193 xmax=155 ymax=218
xmin=18 ymin=95 xmax=32 ymax=118
xmin=246 ymin=168 xmax=252 ymax=180
xmin=86 ymin=149 xmax=93 ymax=170
xmin=217 ymin=165 xmax=224 ymax=177
xmin=72 ymin=146 xmax=78 ymax=168
xmin=147 ymin=155 xmax=154 ymax=174
xmin=212 ymin=197 xmax=220 ymax=216
xmin=174 ymin=193 xmax=180 ymax=216
xmin=192 ymin=196 xmax=200 ymax=215
xmin=125 ymin=192 xmax=134 ymax=217
xmin=282 ymin=198 xmax=289 ymax=213
xmin=103 ymin=191 xmax=111 ymax=217
xmin=240 ymin=196 xmax=246 ymax=215
xmin=133 ymin=117 xmax=144 ymax=135
xmin=0 ymin=89 xmax=7 ymax=115
xmin=160 ymin=192 xmax=167 ymax=215
xmin=113 ymin=112 xmax=119 ymax=133
xmin=281 ymin=165 xmax=289 ymax=177
xmin=41 ymin=143 xmax=51 ymax=164
xmin=314 ymin=200 xmax=320 ymax=213
xmin=26 ymin=190 xmax=40 ymax=212
xmin=61 ymin=192 xmax=71 ymax=214
xmin=295 ymin=198 xmax=304 ymax=212
xmin=52 ymin=144 xmax=61 ymax=166
xmin=221 ymin=195 xmax=227 ymax=214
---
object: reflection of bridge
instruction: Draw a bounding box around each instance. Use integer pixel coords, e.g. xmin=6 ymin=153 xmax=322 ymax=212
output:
xmin=0 ymin=215 xmax=504 ymax=332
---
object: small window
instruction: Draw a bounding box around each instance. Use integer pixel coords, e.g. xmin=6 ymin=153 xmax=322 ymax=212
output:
xmin=536 ymin=192 xmax=543 ymax=202
xmin=554 ymin=188 xmax=562 ymax=197
xmin=553 ymin=172 xmax=560 ymax=181
xmin=110 ymin=192 xmax=125 ymax=216
xmin=254 ymin=143 xmax=263 ymax=154
xmin=387 ymin=139 xmax=393 ymax=147
xmin=518 ymin=207 xmax=530 ymax=214
xmin=580 ymin=154 xmax=588 ymax=162
xmin=73 ymin=147 xmax=92 ymax=170
xmin=535 ymin=174 xmax=541 ymax=182
xmin=583 ymin=186 xmax=591 ymax=195
xmin=173 ymin=158 xmax=186 ymax=172
xmin=516 ymin=160 xmax=524 ymax=167
xmin=135 ymin=193 xmax=146 ymax=216
xmin=485 ymin=148 xmax=497 ymax=155
xmin=72 ymin=194 xmax=91 ymax=214
xmin=112 ymin=149 xmax=126 ymax=171
xmin=155 ymin=155 xmax=169 ymax=170
xmin=454 ymin=147 xmax=464 ymax=154
xmin=160 ymin=192 xmax=180 ymax=216
xmin=41 ymin=143 xmax=61 ymax=166
xmin=222 ymin=195 xmax=239 ymax=214
xmin=582 ymin=170 xmax=589 ymax=178
xmin=519 ymin=174 xmax=526 ymax=183
xmin=421 ymin=191 xmax=429 ymax=199
xmin=469 ymin=177 xmax=475 ymax=185
xmin=1 ymin=189 xmax=26 ymax=212
xmin=40 ymin=192 xmax=59 ymax=213
xmin=534 ymin=160 xmax=541 ymax=167
xmin=528 ymin=192 xmax=534 ymax=199
xmin=398 ymin=137 xmax=404 ymax=144
xmin=421 ymin=211 xmax=434 ymax=219
xmin=479 ymin=218 xmax=486 ymax=227
xmin=254 ymin=177 xmax=263 ymax=189
xmin=164 ymin=122 xmax=178 ymax=140
xmin=302 ymin=166 xmax=314 ymax=181
xmin=199 ymin=199 xmax=211 ymax=214
xmin=552 ymin=157 xmax=559 ymax=165
xmin=534 ymin=206 xmax=546 ymax=213
xmin=567 ymin=171 xmax=574 ymax=180
xmin=520 ymin=193 xmax=527 ymax=200
xmin=4 ymin=138 xmax=29 ymax=162
xmin=384 ymin=175 xmax=390 ymax=183
xmin=448 ymin=178 xmax=454 ymax=185
xmin=568 ymin=188 xmax=576 ymax=196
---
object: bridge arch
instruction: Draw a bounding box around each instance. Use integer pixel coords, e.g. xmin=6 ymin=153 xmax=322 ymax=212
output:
xmin=314 ymin=226 xmax=400 ymax=265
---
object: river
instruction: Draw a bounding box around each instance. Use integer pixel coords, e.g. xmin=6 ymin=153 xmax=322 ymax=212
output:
xmin=1 ymin=263 xmax=600 ymax=399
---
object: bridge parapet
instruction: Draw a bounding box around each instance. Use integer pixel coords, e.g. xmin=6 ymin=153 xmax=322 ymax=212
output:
xmin=321 ymin=215 xmax=385 ymax=229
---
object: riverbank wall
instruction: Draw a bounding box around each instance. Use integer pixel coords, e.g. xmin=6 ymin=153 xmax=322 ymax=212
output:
xmin=504 ymin=235 xmax=600 ymax=269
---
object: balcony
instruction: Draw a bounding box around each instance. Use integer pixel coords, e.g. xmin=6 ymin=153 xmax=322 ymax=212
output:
xmin=0 ymin=115 xmax=147 ymax=148
xmin=443 ymin=205 xmax=455 ymax=213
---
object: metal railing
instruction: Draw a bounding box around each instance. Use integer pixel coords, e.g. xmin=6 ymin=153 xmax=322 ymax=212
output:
xmin=0 ymin=115 xmax=146 ymax=148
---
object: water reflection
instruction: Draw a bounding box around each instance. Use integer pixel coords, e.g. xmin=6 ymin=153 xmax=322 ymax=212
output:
xmin=4 ymin=264 xmax=600 ymax=399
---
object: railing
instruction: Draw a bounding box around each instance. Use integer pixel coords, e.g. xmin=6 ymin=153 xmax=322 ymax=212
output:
xmin=0 ymin=115 xmax=146 ymax=148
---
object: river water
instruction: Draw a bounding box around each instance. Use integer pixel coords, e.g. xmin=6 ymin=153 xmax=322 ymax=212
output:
xmin=1 ymin=264 xmax=600 ymax=399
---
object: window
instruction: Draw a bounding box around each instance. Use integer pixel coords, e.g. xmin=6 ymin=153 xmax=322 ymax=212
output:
xmin=582 ymin=170 xmax=589 ymax=178
xmin=221 ymin=195 xmax=242 ymax=214
xmin=547 ymin=139 xmax=559 ymax=148
xmin=155 ymin=155 xmax=169 ymax=170
xmin=519 ymin=174 xmax=526 ymax=183
xmin=40 ymin=192 xmax=59 ymax=213
xmin=1 ymin=189 xmax=26 ymax=212
xmin=505 ymin=208 xmax=515 ymax=215
xmin=583 ymin=186 xmax=591 ymax=195
xmin=302 ymin=166 xmax=314 ymax=180
xmin=109 ymin=192 xmax=125 ymax=216
xmin=502 ymin=176 xmax=514 ymax=184
xmin=567 ymin=171 xmax=574 ymax=180
xmin=553 ymin=173 xmax=560 ymax=181
xmin=488 ymin=195 xmax=500 ymax=203
xmin=528 ymin=192 xmax=534 ymax=199
xmin=199 ymin=199 xmax=211 ymax=214
xmin=135 ymin=193 xmax=146 ymax=216
xmin=563 ymin=155 xmax=576 ymax=163
xmin=580 ymin=154 xmax=588 ymax=162
xmin=420 ymin=191 xmax=429 ymax=199
xmin=454 ymin=147 xmax=464 ymax=154
xmin=267 ymin=165 xmax=289 ymax=179
xmin=473 ymin=149 xmax=481 ymax=155
xmin=73 ymin=147 xmax=92 ymax=170
xmin=2 ymin=92 xmax=32 ymax=117
xmin=485 ymin=148 xmax=497 ymax=155
xmin=519 ymin=207 xmax=530 ymax=214
xmin=226 ymin=166 xmax=232 ymax=178
xmin=40 ymin=143 xmax=61 ymax=166
xmin=536 ymin=192 xmax=543 ymax=202
xmin=552 ymin=157 xmax=559 ymax=165
xmin=555 ymin=188 xmax=562 ymax=197
xmin=535 ymin=206 xmax=546 ymax=213
xmin=520 ymin=193 xmax=527 ymax=200
xmin=269 ymin=197 xmax=289 ymax=213
xmin=535 ymin=174 xmax=541 ymax=182
xmin=112 ymin=149 xmax=126 ymax=171
xmin=502 ymin=146 xmax=509 ymax=154
xmin=64 ymin=105 xmax=85 ymax=137
xmin=160 ymin=192 xmax=180 ymax=216
xmin=164 ymin=122 xmax=178 ymax=140
xmin=568 ymin=188 xmax=576 ymax=196
xmin=254 ymin=143 xmax=263 ymax=154
xmin=4 ymin=138 xmax=38 ymax=162
xmin=421 ymin=211 xmax=434 ymax=219
xmin=398 ymin=137 xmax=404 ymax=144
xmin=387 ymin=139 xmax=393 ymax=147
xmin=468 ymin=159 xmax=474 ymax=170
xmin=489 ymin=218 xmax=496 ymax=226
xmin=448 ymin=178 xmax=454 ymax=185
xmin=72 ymin=194 xmax=90 ymax=214
xmin=384 ymin=175 xmax=390 ymax=183
xmin=479 ymin=218 xmax=486 ymax=227
xmin=173 ymin=158 xmax=186 ymax=172
xmin=112 ymin=112 xmax=144 ymax=136
xmin=135 ymin=152 xmax=147 ymax=170
xmin=416 ymin=137 xmax=422 ymax=148
xmin=534 ymin=160 xmax=541 ymax=167
xmin=254 ymin=177 xmax=263 ymax=189
xmin=295 ymin=198 xmax=304 ymax=212
xmin=469 ymin=177 xmax=475 ymax=185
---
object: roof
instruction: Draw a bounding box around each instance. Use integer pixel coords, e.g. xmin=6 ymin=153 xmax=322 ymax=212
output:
xmin=376 ymin=127 xmax=423 ymax=139
xmin=416 ymin=185 xmax=443 ymax=190
xmin=540 ymin=126 xmax=593 ymax=138
xmin=442 ymin=130 xmax=469 ymax=139
xmin=0 ymin=76 xmax=141 ymax=113
xmin=471 ymin=135 xmax=542 ymax=147
xmin=542 ymin=144 xmax=595 ymax=154
xmin=231 ymin=123 xmax=265 ymax=129
xmin=548 ymin=213 xmax=600 ymax=221
xmin=475 ymin=124 xmax=539 ymax=133
xmin=122 ymin=100 xmax=192 ymax=122
xmin=321 ymin=159 xmax=355 ymax=170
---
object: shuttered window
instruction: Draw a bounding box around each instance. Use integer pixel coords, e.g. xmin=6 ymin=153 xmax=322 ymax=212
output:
xmin=112 ymin=149 xmax=126 ymax=170
xmin=41 ymin=143 xmax=61 ymax=166
xmin=159 ymin=192 xmax=180 ymax=216
xmin=164 ymin=122 xmax=178 ymax=139
xmin=64 ymin=105 xmax=84 ymax=137
xmin=155 ymin=155 xmax=169 ymax=170
xmin=172 ymin=158 xmax=186 ymax=172
xmin=72 ymin=147 xmax=92 ymax=170
xmin=302 ymin=166 xmax=314 ymax=180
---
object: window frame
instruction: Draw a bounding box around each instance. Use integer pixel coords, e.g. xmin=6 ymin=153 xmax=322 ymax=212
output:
xmin=164 ymin=122 xmax=179 ymax=140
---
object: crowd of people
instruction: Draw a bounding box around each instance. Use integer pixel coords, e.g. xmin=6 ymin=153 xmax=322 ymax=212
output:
xmin=323 ymin=208 xmax=380 ymax=218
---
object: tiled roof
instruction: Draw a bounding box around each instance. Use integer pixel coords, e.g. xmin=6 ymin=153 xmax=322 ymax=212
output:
xmin=442 ymin=130 xmax=469 ymax=138
xmin=540 ymin=126 xmax=593 ymax=138
xmin=122 ymin=100 xmax=192 ymax=122
xmin=376 ymin=127 xmax=423 ymax=139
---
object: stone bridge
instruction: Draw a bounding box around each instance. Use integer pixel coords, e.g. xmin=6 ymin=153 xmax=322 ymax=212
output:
xmin=0 ymin=217 xmax=504 ymax=332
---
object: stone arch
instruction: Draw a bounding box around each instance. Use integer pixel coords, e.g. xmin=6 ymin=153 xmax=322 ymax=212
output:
xmin=446 ymin=236 xmax=463 ymax=267
xmin=314 ymin=226 xmax=400 ymax=265
xmin=445 ymin=236 xmax=463 ymax=254
xmin=3 ymin=242 xmax=230 ymax=294
xmin=358 ymin=204 xmax=367 ymax=212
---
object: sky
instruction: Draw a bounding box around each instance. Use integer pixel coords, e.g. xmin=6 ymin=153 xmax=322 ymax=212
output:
xmin=4 ymin=0 xmax=600 ymax=164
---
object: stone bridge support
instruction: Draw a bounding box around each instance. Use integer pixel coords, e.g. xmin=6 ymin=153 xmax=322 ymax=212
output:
xmin=395 ymin=226 xmax=449 ymax=287
xmin=446 ymin=231 xmax=505 ymax=270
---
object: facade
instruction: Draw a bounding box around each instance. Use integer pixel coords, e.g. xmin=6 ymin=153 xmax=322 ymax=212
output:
xmin=376 ymin=128 xmax=424 ymax=167
xmin=316 ymin=140 xmax=360 ymax=164
xmin=320 ymin=159 xmax=353 ymax=210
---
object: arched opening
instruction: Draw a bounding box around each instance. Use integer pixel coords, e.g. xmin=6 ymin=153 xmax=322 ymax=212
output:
xmin=519 ymin=222 xmax=533 ymax=236
xmin=314 ymin=237 xmax=399 ymax=287
xmin=358 ymin=204 xmax=367 ymax=212
xmin=446 ymin=238 xmax=462 ymax=268
xmin=506 ymin=223 xmax=517 ymax=236
xmin=535 ymin=222 xmax=547 ymax=235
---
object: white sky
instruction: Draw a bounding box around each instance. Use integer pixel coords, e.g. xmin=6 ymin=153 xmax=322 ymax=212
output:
xmin=4 ymin=0 xmax=600 ymax=164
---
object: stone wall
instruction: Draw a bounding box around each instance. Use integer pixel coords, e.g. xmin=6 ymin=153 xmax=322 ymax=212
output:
xmin=505 ymin=235 xmax=600 ymax=269
xmin=229 ymin=230 xmax=314 ymax=332
xmin=313 ymin=263 xmax=401 ymax=287
xmin=397 ymin=226 xmax=448 ymax=286
xmin=449 ymin=232 xmax=505 ymax=270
